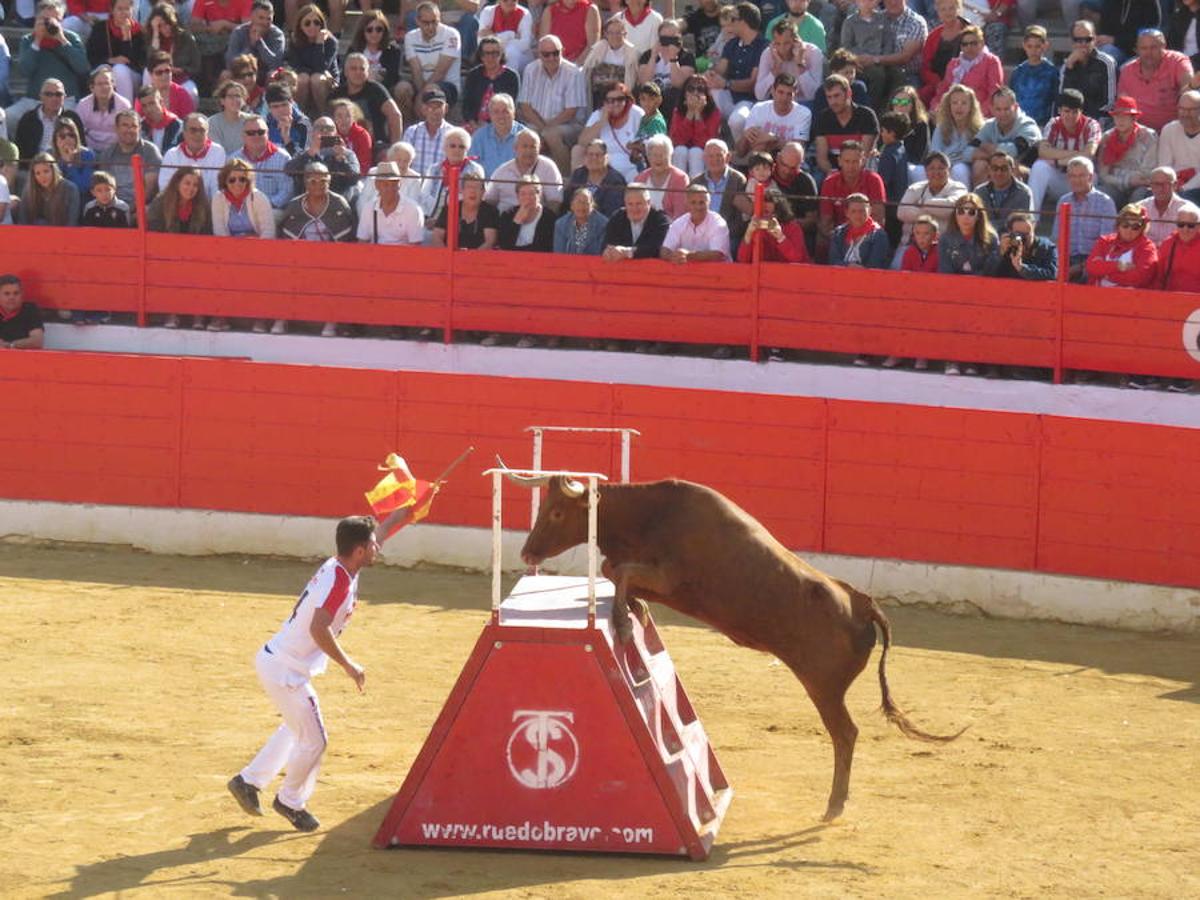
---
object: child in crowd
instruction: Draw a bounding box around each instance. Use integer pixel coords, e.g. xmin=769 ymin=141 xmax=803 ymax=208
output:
xmin=629 ymin=82 xmax=668 ymax=171
xmin=1009 ymin=25 xmax=1058 ymax=127
xmin=875 ymin=111 xmax=910 ymax=248
xmin=706 ymin=6 xmax=739 ymax=69
xmin=896 ymin=215 xmax=940 ymax=370
xmin=81 ymin=171 xmax=133 ymax=229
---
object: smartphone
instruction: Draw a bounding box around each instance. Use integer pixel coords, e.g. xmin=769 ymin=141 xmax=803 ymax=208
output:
xmin=319 ymin=135 xmax=338 ymax=149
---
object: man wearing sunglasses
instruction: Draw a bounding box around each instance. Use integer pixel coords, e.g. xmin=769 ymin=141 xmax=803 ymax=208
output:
xmin=13 ymin=76 xmax=85 ymax=164
xmin=233 ymin=113 xmax=293 ymax=212
xmin=1059 ymin=19 xmax=1117 ymax=120
xmin=516 ymin=35 xmax=587 ymax=177
xmin=224 ymin=0 xmax=286 ymax=82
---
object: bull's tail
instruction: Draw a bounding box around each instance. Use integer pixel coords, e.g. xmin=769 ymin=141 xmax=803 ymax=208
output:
xmin=865 ymin=595 xmax=967 ymax=744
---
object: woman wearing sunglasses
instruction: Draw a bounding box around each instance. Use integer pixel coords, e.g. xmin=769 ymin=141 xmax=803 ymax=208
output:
xmin=575 ymin=81 xmax=643 ymax=180
xmin=669 ymin=75 xmax=721 ymax=177
xmin=938 ymin=192 xmax=999 ymax=375
xmin=286 ymin=3 xmax=339 ymax=115
xmin=348 ymin=9 xmax=404 ymax=92
xmin=928 ymin=24 xmax=1003 ymax=117
xmin=1085 ymin=204 xmax=1159 ymax=289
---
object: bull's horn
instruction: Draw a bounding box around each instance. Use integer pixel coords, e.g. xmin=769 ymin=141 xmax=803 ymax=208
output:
xmin=560 ymin=477 xmax=585 ymax=498
xmin=495 ymin=456 xmax=553 ymax=488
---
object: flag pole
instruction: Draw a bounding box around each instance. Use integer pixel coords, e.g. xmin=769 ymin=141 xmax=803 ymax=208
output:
xmin=431 ymin=445 xmax=475 ymax=486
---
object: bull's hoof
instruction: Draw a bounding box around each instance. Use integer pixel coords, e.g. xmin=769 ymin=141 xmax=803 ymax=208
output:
xmin=821 ymin=801 xmax=845 ymax=823
xmin=614 ymin=617 xmax=634 ymax=644
xmin=630 ymin=597 xmax=650 ymax=628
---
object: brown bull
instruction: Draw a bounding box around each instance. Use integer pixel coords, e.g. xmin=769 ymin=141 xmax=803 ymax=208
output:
xmin=513 ymin=474 xmax=962 ymax=822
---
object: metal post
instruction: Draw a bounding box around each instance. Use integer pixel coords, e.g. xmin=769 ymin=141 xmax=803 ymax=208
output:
xmin=587 ymin=475 xmax=598 ymax=629
xmin=491 ymin=469 xmax=502 ymax=624
xmin=1054 ymin=201 xmax=1070 ymax=385
xmin=530 ymin=427 xmax=544 ymax=528
xmin=619 ymin=429 xmax=632 ymax=482
xmin=444 ymin=163 xmax=461 ymax=345
xmin=131 ymin=155 xmax=148 ymax=328
xmin=750 ymin=180 xmax=765 ymax=363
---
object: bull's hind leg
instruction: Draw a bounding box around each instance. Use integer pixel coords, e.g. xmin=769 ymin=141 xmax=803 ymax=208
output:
xmin=810 ymin=689 xmax=858 ymax=822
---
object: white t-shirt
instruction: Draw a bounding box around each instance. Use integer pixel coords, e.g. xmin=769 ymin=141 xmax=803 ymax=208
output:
xmin=265 ymin=557 xmax=359 ymax=682
xmin=744 ymin=99 xmax=811 ymax=145
xmin=0 ymin=175 xmax=11 ymax=225
xmin=584 ymin=104 xmax=644 ymax=179
xmin=405 ymin=23 xmax=463 ymax=89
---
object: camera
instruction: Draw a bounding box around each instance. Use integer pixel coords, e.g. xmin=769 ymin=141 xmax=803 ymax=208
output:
xmin=319 ymin=134 xmax=339 ymax=149
xmin=45 ymin=21 xmax=60 ymax=35
xmin=1006 ymin=231 xmax=1027 ymax=252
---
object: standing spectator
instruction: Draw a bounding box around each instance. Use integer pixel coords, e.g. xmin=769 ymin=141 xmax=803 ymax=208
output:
xmin=144 ymin=49 xmax=195 ymax=117
xmin=575 ymin=80 xmax=643 ymax=179
xmin=754 ymin=18 xmax=823 ymax=104
xmin=918 ymin=0 xmax=968 ymax=107
xmin=1008 ymin=24 xmax=1058 ymax=126
xmin=478 ymin=0 xmax=535 ymax=77
xmin=15 ymin=78 xmax=86 ymax=162
xmin=51 ymin=118 xmax=95 ymax=194
xmin=431 ymin=170 xmax=499 ymax=249
xmin=539 ymin=0 xmax=602 ymax=65
xmin=1137 ymin=166 xmax=1189 ymax=244
xmin=207 ymin=79 xmax=251 ymax=154
xmin=634 ymin=133 xmax=689 ymax=219
xmin=705 ymin=2 xmax=768 ymax=140
xmin=812 ymin=73 xmax=879 ymax=176
xmin=472 ymin=93 xmax=527 ymax=176
xmin=737 ymin=72 xmax=811 ymax=158
xmin=969 ymin=86 xmax=1041 ymax=185
xmin=100 ymin=107 xmax=161 ymax=210
xmin=356 ymin=160 xmax=424 ymax=245
xmin=137 ymin=83 xmax=182 ymax=151
xmin=1059 ymin=19 xmax=1116 ymax=121
xmin=895 ymin=150 xmax=965 ymax=258
xmin=563 ymin=137 xmax=627 ymax=216
xmin=402 ymin=86 xmax=453 ymax=175
xmin=286 ymin=4 xmax=337 ymax=115
xmin=190 ymin=0 xmax=251 ymax=94
xmin=939 ymin=191 xmax=999 ymax=375
xmin=689 ymin=137 xmax=746 ymax=225
xmin=553 ymin=187 xmax=608 ymax=255
xmin=518 ymin=35 xmax=588 ymax=177
xmin=279 ymin=161 xmax=354 ymax=336
xmin=462 ymin=37 xmax=521 ymax=131
xmin=670 ymin=75 xmax=722 ymax=176
xmin=231 ymin=112 xmax=292 ymax=210
xmin=931 ymin=81 xmax=982 ymax=186
xmin=76 ymin=65 xmax=130 ymax=153
xmin=159 ymin=112 xmax=225 ymax=195
xmin=1158 ymin=91 xmax=1200 ymax=204
xmin=1028 ymin=89 xmax=1101 ymax=211
xmin=498 ymin=174 xmax=556 ymax=253
xmin=145 ymin=4 xmax=201 ymax=107
xmin=1054 ymin=155 xmax=1117 ymax=281
xmin=487 ymin=129 xmax=563 ymax=212
xmin=602 ymin=182 xmax=670 ymax=259
xmin=929 ymin=24 xmax=1003 ymax=118
xmin=403 ymin=2 xmax=463 ymax=110
xmin=1116 ymin=28 xmax=1195 ymax=134
xmin=995 ymin=209 xmax=1057 ymax=280
xmin=1085 ymin=203 xmax=1158 ymax=287
xmin=1091 ymin=0 xmax=1161 ymax=66
xmin=331 ymin=53 xmax=404 ymax=153
xmin=0 ymin=275 xmax=45 ymax=350
xmin=224 ymin=0 xmax=285 ymax=85
xmin=830 ymin=190 xmax=889 ymax=268
xmin=81 ymin=169 xmax=132 ymax=230
xmin=18 ymin=151 xmax=80 ymax=224
xmin=660 ymin=183 xmax=730 ymax=263
xmin=330 ymin=99 xmax=371 ymax=174
xmin=85 ymin=0 xmax=145 ymax=101
xmin=419 ymin=126 xmax=485 ymax=223
xmin=1096 ymin=95 xmax=1158 ymax=207
xmin=737 ymin=187 xmax=809 ymax=262
xmin=819 ymin=138 xmax=885 ymax=239
xmin=581 ymin=15 xmax=639 ymax=110
xmin=13 ymin=1 xmax=90 ymax=118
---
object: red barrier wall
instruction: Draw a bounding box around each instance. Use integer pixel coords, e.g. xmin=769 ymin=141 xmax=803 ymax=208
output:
xmin=7 ymin=227 xmax=1199 ymax=381
xmin=1 ymin=352 xmax=1197 ymax=591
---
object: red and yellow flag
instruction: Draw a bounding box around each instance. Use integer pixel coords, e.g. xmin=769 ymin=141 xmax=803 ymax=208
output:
xmin=365 ymin=453 xmax=435 ymax=535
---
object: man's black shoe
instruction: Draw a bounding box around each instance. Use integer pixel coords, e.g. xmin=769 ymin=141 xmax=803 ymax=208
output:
xmin=273 ymin=796 xmax=320 ymax=832
xmin=227 ymin=774 xmax=263 ymax=816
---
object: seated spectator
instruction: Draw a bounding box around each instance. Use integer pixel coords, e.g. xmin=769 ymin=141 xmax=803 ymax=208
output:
xmin=939 ymin=191 xmax=998 ymax=374
xmin=765 ymin=0 xmax=828 ymax=55
xmin=900 ymin=213 xmax=940 ymax=275
xmin=332 ymin=52 xmax=404 ymax=155
xmin=81 ymin=169 xmax=132 ymax=229
xmin=670 ymin=75 xmax=722 ymax=177
xmin=231 ymin=113 xmax=291 ymax=210
xmin=462 ymin=43 xmax=521 ymax=139
xmin=18 ymin=152 xmax=80 ymax=225
xmin=1091 ymin=0 xmax=1162 ymax=66
xmin=190 ymin=0 xmax=252 ymax=94
xmin=1054 ymin=155 xmax=1117 ymax=281
xmin=264 ymin=84 xmax=308 ymax=154
xmin=0 ymin=275 xmax=45 ymax=350
xmin=51 ymin=119 xmax=95 ymax=195
xmin=1158 ymin=202 xmax=1200 ymax=291
xmin=227 ymin=52 xmax=263 ymax=110
xmin=694 ymin=0 xmax=737 ymax=70
xmin=0 ymin=144 xmax=13 ymax=225
xmin=145 ymin=4 xmax=202 ymax=106
xmin=472 ymin=94 xmax=527 ymax=177
xmin=76 ymin=66 xmax=131 ymax=154
xmin=330 ymin=99 xmax=371 ymax=174
xmin=1159 ymin=91 xmax=1200 ymax=204
xmin=929 ymin=25 xmax=1002 ymax=118
xmin=737 ymin=72 xmax=811 ymax=159
xmin=356 ymin=140 xmax=423 ymax=217
xmin=280 ymin=161 xmax=354 ymax=336
xmin=207 ymin=79 xmax=251 ymax=153
xmin=1009 ymin=24 xmax=1058 ymax=127
xmin=582 ymin=15 xmax=638 ymax=110
xmin=871 ymin=0 xmax=928 ymax=106
xmin=15 ymin=79 xmax=86 ymax=164
xmin=896 ymin=150 xmax=966 ymax=264
xmin=563 ymin=138 xmax=627 ymax=217
xmin=403 ymin=2 xmax=464 ymax=110
xmin=553 ymin=187 xmax=609 ymax=255
xmin=602 ymin=183 xmax=670 ymax=260
xmin=85 ymin=0 xmax=145 ymax=101
xmin=995 ymin=210 xmax=1057 ymax=280
xmin=420 ymin=127 xmax=485 ymax=223
xmin=486 ymin=130 xmax=564 ymax=213
xmin=224 ymin=1 xmax=285 ymax=89
xmin=931 ymin=82 xmax=983 ymax=186
xmin=812 ymin=73 xmax=879 ymax=176
xmin=1085 ymin=203 xmax=1159 ymax=288
xmin=518 ymin=35 xmax=591 ymax=177
xmin=633 ymin=134 xmax=689 ymax=220
xmin=830 ymin=191 xmax=890 ymax=269
xmin=147 ymin=163 xmax=211 ymax=234
xmin=498 ymin=174 xmax=556 ymax=252
xmin=736 ymin=186 xmax=809 ymax=263
xmin=285 ymin=0 xmax=345 ymax=36
xmin=819 ymin=138 xmax=885 ymax=242
xmin=768 ymin=139 xmax=818 ymax=234
xmin=575 ymin=80 xmax=643 ymax=180
xmin=11 ymin=2 xmax=89 ymax=122
xmin=637 ymin=19 xmax=695 ymax=119
xmin=888 ymin=85 xmax=931 ymax=181
xmin=755 ymin=18 xmax=823 ymax=105
xmin=144 ymin=49 xmax=195 ymax=118
xmin=356 ymin=160 xmax=424 ymax=246
xmin=705 ymin=2 xmax=768 ymax=141
xmin=346 ymin=10 xmax=405 ymax=113
xmin=160 ymin=112 xmax=225 ymax=195
xmin=969 ymin=87 xmax=1041 ymax=186
xmin=919 ymin=0 xmax=969 ymax=107
xmin=689 ymin=138 xmax=746 ymax=226
xmin=1059 ymin=19 xmax=1116 ymax=121
xmin=478 ymin=0 xmax=535 ymax=78
xmin=540 ymin=0 xmax=603 ymax=66
xmin=810 ymin=47 xmax=871 ymax=121
xmin=402 ymin=86 xmax=453 ymax=175
xmin=100 ymin=108 xmax=161 ymax=210
xmin=1137 ymin=166 xmax=1188 ymax=244
xmin=212 ymin=156 xmax=274 ymax=242
xmin=284 ymin=115 xmax=360 ymax=202
xmin=630 ymin=82 xmax=669 ymax=160
xmin=432 ymin=171 xmax=499 ymax=248
xmin=286 ymin=4 xmax=338 ymax=115
xmin=1027 ymin=89 xmax=1100 ymax=212
xmin=1116 ymin=28 xmax=1194 ymax=134
xmin=137 ymin=83 xmax=182 ymax=151
xmin=1168 ymin=0 xmax=1200 ymax=70
xmin=660 ymin=183 xmax=730 ymax=264
xmin=839 ymin=0 xmax=889 ymax=108
xmin=1096 ymin=95 xmax=1159 ymax=208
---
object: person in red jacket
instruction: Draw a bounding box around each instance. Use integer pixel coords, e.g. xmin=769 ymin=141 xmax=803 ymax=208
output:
xmin=331 ymin=98 xmax=373 ymax=173
xmin=1085 ymin=204 xmax=1159 ymax=288
xmin=1145 ymin=203 xmax=1200 ymax=392
xmin=669 ymin=75 xmax=722 ymax=177
xmin=737 ymin=187 xmax=809 ymax=263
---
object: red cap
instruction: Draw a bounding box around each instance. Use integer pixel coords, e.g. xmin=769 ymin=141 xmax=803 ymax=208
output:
xmin=1110 ymin=96 xmax=1141 ymax=117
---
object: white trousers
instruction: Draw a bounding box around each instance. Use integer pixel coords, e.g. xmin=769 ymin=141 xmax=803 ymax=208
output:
xmin=672 ymin=145 xmax=705 ymax=177
xmin=1028 ymin=159 xmax=1071 ymax=213
xmin=240 ymin=648 xmax=328 ymax=811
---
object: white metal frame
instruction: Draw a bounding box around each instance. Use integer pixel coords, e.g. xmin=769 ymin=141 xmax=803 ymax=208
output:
xmin=485 ymin=467 xmax=608 ymax=628
xmin=525 ymin=426 xmax=640 ymax=529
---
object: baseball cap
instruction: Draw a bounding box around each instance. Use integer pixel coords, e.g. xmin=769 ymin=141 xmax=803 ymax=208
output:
xmin=1056 ymin=89 xmax=1084 ymax=111
xmin=421 ymin=86 xmax=447 ymax=104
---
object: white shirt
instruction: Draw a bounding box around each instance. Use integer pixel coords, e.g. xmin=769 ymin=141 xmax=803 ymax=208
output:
xmin=1138 ymin=194 xmax=1189 ymax=245
xmin=0 ymin=174 xmax=11 ymax=225
xmin=478 ymin=3 xmax=533 ymax=56
xmin=159 ymin=141 xmax=226 ymax=196
xmin=743 ymin=99 xmax=811 ymax=145
xmin=662 ymin=209 xmax=731 ymax=259
xmin=485 ymin=155 xmax=564 ymax=212
xmin=265 ymin=557 xmax=359 ymax=683
xmin=38 ymin=109 xmax=58 ymax=152
xmin=357 ymin=196 xmax=425 ymax=244
xmin=405 ymin=23 xmax=462 ymax=89
xmin=896 ymin=178 xmax=967 ymax=245
xmin=1158 ymin=120 xmax=1200 ymax=192
xmin=584 ymin=105 xmax=644 ymax=180
xmin=518 ymin=58 xmax=588 ymax=122
xmin=357 ymin=164 xmax=423 ymax=217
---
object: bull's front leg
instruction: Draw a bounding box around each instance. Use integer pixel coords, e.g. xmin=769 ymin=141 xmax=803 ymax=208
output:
xmin=607 ymin=562 xmax=671 ymax=644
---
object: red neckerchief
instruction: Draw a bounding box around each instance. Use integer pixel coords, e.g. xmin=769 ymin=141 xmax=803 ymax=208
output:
xmin=108 ymin=18 xmax=142 ymax=40
xmin=179 ymin=138 xmax=213 ymax=160
xmin=492 ymin=4 xmax=525 ymax=33
xmin=177 ymin=198 xmax=194 ymax=222
xmin=150 ymin=109 xmax=179 ymax=130
xmin=223 ymin=188 xmax=248 ymax=212
xmin=1050 ymin=113 xmax=1091 ymax=149
xmin=844 ymin=217 xmax=880 ymax=243
xmin=1101 ymin=123 xmax=1141 ymax=167
xmin=608 ymin=102 xmax=633 ymax=129
xmin=242 ymin=140 xmax=279 ymax=163
xmin=623 ymin=5 xmax=653 ymax=27
xmin=0 ymin=304 xmax=19 ymax=323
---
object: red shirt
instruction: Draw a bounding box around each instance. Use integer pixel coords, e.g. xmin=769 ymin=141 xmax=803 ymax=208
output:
xmin=1085 ymin=233 xmax=1158 ymax=288
xmin=736 ymin=220 xmax=810 ymax=263
xmin=668 ymin=107 xmax=722 ymax=149
xmin=819 ymin=170 xmax=886 ymax=227
xmin=546 ymin=0 xmax=593 ymax=61
xmin=901 ymin=243 xmax=939 ymax=273
xmin=1157 ymin=232 xmax=1200 ymax=293
xmin=193 ymin=0 xmax=252 ymax=24
xmin=342 ymin=122 xmax=373 ymax=173
xmin=1117 ymin=52 xmax=1196 ymax=133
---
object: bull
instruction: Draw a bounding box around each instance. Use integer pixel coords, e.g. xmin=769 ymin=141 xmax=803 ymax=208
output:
xmin=505 ymin=472 xmax=963 ymax=822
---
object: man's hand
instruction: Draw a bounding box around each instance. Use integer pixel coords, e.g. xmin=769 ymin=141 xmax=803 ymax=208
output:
xmin=603 ymin=245 xmax=633 ymax=261
xmin=342 ymin=659 xmax=366 ymax=692
xmin=249 ymin=23 xmax=264 ymax=44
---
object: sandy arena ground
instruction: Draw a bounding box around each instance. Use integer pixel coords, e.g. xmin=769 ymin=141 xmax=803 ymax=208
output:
xmin=0 ymin=541 xmax=1196 ymax=899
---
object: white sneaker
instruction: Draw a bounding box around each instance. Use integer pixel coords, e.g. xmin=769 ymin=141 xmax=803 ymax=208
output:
xmin=207 ymin=317 xmax=229 ymax=332
xmin=515 ymin=335 xmax=536 ymax=348
xmin=480 ymin=333 xmax=501 ymax=346
xmin=162 ymin=314 xmax=179 ymax=329
xmin=852 ymin=355 xmax=871 ymax=367
xmin=944 ymin=362 xmax=961 ymax=376
xmin=270 ymin=320 xmax=287 ymax=335
xmin=913 ymin=358 xmax=929 ymax=371
xmin=321 ymin=322 xmax=338 ymax=337
xmin=252 ymin=320 xmax=268 ymax=334
xmin=881 ymin=356 xmax=900 ymax=369
xmin=192 ymin=317 xmax=207 ymax=330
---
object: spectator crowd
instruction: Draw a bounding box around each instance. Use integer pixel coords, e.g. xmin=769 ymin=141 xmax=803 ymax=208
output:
xmin=0 ymin=0 xmax=1198 ymax=384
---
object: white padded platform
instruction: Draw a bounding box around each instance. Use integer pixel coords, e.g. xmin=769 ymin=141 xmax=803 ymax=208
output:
xmin=498 ymin=574 xmax=616 ymax=639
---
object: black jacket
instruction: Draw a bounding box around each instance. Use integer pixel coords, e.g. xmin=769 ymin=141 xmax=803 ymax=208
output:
xmin=1059 ymin=52 xmax=1117 ymax=119
xmin=603 ymin=207 xmax=670 ymax=258
xmin=498 ymin=206 xmax=556 ymax=252
xmin=15 ymin=108 xmax=86 ymax=165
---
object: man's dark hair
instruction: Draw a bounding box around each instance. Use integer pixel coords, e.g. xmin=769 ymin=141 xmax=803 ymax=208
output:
xmin=879 ymin=111 xmax=910 ymax=139
xmin=0 ymin=275 xmax=21 ymax=290
xmin=336 ymin=516 xmax=377 ymax=555
xmin=265 ymin=84 xmax=293 ymax=105
xmin=251 ymin=0 xmax=273 ymax=14
xmin=734 ymin=2 xmax=761 ymax=30
xmin=773 ymin=72 xmax=796 ymax=90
